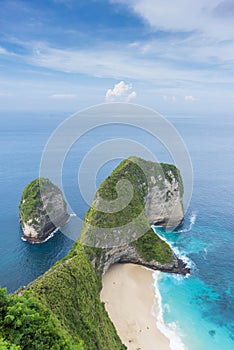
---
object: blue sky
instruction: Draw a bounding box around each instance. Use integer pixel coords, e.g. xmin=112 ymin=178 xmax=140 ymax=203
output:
xmin=0 ymin=0 xmax=234 ymax=115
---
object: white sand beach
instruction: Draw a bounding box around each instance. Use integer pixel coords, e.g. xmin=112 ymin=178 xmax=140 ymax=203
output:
xmin=100 ymin=263 xmax=170 ymax=350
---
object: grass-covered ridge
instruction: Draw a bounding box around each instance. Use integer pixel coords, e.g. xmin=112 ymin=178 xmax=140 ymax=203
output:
xmin=1 ymin=243 xmax=126 ymax=349
xmin=26 ymin=244 xmax=126 ymax=350
xmin=84 ymin=158 xmax=148 ymax=228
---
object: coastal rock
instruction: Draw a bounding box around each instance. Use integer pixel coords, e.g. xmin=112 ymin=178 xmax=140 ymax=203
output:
xmin=145 ymin=177 xmax=184 ymax=226
xmin=81 ymin=157 xmax=189 ymax=275
xmin=19 ymin=178 xmax=69 ymax=243
xmin=81 ymin=156 xmax=184 ymax=248
xmin=94 ymin=244 xmax=189 ymax=276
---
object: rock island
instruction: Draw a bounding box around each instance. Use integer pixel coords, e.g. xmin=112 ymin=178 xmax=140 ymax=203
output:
xmin=19 ymin=177 xmax=69 ymax=243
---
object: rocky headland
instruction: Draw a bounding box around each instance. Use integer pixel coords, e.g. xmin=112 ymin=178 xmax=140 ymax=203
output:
xmin=81 ymin=156 xmax=189 ymax=275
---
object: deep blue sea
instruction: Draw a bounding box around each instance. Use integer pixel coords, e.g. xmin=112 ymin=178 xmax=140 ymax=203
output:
xmin=0 ymin=109 xmax=233 ymax=349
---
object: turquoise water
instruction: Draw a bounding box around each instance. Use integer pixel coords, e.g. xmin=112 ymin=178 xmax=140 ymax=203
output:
xmin=151 ymin=114 xmax=234 ymax=349
xmin=154 ymin=214 xmax=234 ymax=349
xmin=0 ymin=111 xmax=233 ymax=349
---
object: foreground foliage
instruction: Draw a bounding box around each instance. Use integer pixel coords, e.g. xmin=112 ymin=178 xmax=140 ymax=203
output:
xmin=0 ymin=288 xmax=83 ymax=350
xmin=27 ymin=244 xmax=126 ymax=350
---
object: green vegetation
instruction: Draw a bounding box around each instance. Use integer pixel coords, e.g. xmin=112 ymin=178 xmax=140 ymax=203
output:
xmin=19 ymin=178 xmax=43 ymax=224
xmin=84 ymin=158 xmax=148 ymax=228
xmin=1 ymin=243 xmax=126 ymax=349
xmin=11 ymin=157 xmax=183 ymax=349
xmin=0 ymin=288 xmax=83 ymax=350
xmin=81 ymin=157 xmax=183 ymax=248
xmin=132 ymin=229 xmax=174 ymax=263
xmin=160 ymin=162 xmax=184 ymax=195
xmin=19 ymin=177 xmax=67 ymax=226
xmin=0 ymin=337 xmax=21 ymax=350
xmin=27 ymin=244 xmax=126 ymax=350
xmin=84 ymin=157 xmax=183 ymax=229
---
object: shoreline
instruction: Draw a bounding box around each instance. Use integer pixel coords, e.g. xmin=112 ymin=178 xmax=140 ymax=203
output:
xmin=21 ymin=213 xmax=71 ymax=244
xmin=152 ymin=225 xmax=193 ymax=274
xmin=100 ymin=263 xmax=170 ymax=350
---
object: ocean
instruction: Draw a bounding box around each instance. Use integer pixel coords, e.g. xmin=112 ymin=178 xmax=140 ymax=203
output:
xmin=0 ymin=109 xmax=233 ymax=349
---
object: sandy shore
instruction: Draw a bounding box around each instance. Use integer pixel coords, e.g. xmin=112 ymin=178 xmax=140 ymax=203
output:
xmin=100 ymin=263 xmax=170 ymax=350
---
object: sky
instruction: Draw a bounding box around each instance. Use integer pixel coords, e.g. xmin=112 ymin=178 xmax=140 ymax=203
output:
xmin=0 ymin=0 xmax=234 ymax=115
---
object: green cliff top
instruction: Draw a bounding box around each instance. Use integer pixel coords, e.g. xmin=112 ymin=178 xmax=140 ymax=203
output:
xmin=80 ymin=156 xmax=183 ymax=248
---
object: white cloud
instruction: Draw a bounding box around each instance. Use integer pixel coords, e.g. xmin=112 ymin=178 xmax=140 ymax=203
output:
xmin=127 ymin=91 xmax=137 ymax=102
xmin=110 ymin=1 xmax=234 ymax=72
xmin=50 ymin=93 xmax=77 ymax=99
xmin=113 ymin=0 xmax=234 ymax=40
xmin=163 ymin=95 xmax=177 ymax=103
xmin=3 ymin=25 xmax=234 ymax=114
xmin=0 ymin=46 xmax=16 ymax=56
xmin=184 ymin=95 xmax=198 ymax=101
xmin=129 ymin=41 xmax=140 ymax=48
xmin=0 ymin=47 xmax=8 ymax=55
xmin=105 ymin=81 xmax=136 ymax=102
xmin=23 ymin=39 xmax=234 ymax=87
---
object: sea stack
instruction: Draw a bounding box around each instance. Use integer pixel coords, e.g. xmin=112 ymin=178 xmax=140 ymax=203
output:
xmin=19 ymin=178 xmax=69 ymax=243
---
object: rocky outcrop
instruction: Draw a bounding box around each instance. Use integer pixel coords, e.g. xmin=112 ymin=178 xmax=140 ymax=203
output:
xmin=92 ymin=244 xmax=190 ymax=276
xmin=145 ymin=174 xmax=184 ymax=227
xmin=19 ymin=178 xmax=69 ymax=243
xmin=81 ymin=157 xmax=189 ymax=275
xmin=81 ymin=157 xmax=184 ymax=248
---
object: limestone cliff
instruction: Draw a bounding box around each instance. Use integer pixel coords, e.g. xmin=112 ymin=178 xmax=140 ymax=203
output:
xmin=81 ymin=156 xmax=184 ymax=248
xmin=87 ymin=235 xmax=189 ymax=276
xmin=19 ymin=178 xmax=69 ymax=243
xmin=144 ymin=169 xmax=184 ymax=226
xmin=81 ymin=156 xmax=189 ymax=275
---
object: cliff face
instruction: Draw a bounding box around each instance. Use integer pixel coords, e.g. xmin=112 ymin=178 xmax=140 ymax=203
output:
xmin=19 ymin=178 xmax=69 ymax=243
xmin=90 ymin=242 xmax=189 ymax=276
xmin=80 ymin=156 xmax=188 ymax=275
xmin=144 ymin=172 xmax=184 ymax=226
xmin=81 ymin=157 xmax=184 ymax=248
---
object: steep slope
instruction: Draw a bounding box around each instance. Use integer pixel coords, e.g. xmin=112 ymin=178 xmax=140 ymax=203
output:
xmin=0 ymin=287 xmax=83 ymax=349
xmin=25 ymin=244 xmax=126 ymax=350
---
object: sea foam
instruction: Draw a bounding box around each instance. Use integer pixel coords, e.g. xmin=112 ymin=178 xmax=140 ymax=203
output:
xmin=176 ymin=212 xmax=197 ymax=233
xmin=20 ymin=214 xmax=71 ymax=244
xmin=152 ymin=271 xmax=186 ymax=350
xmin=153 ymin=226 xmax=195 ymax=271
